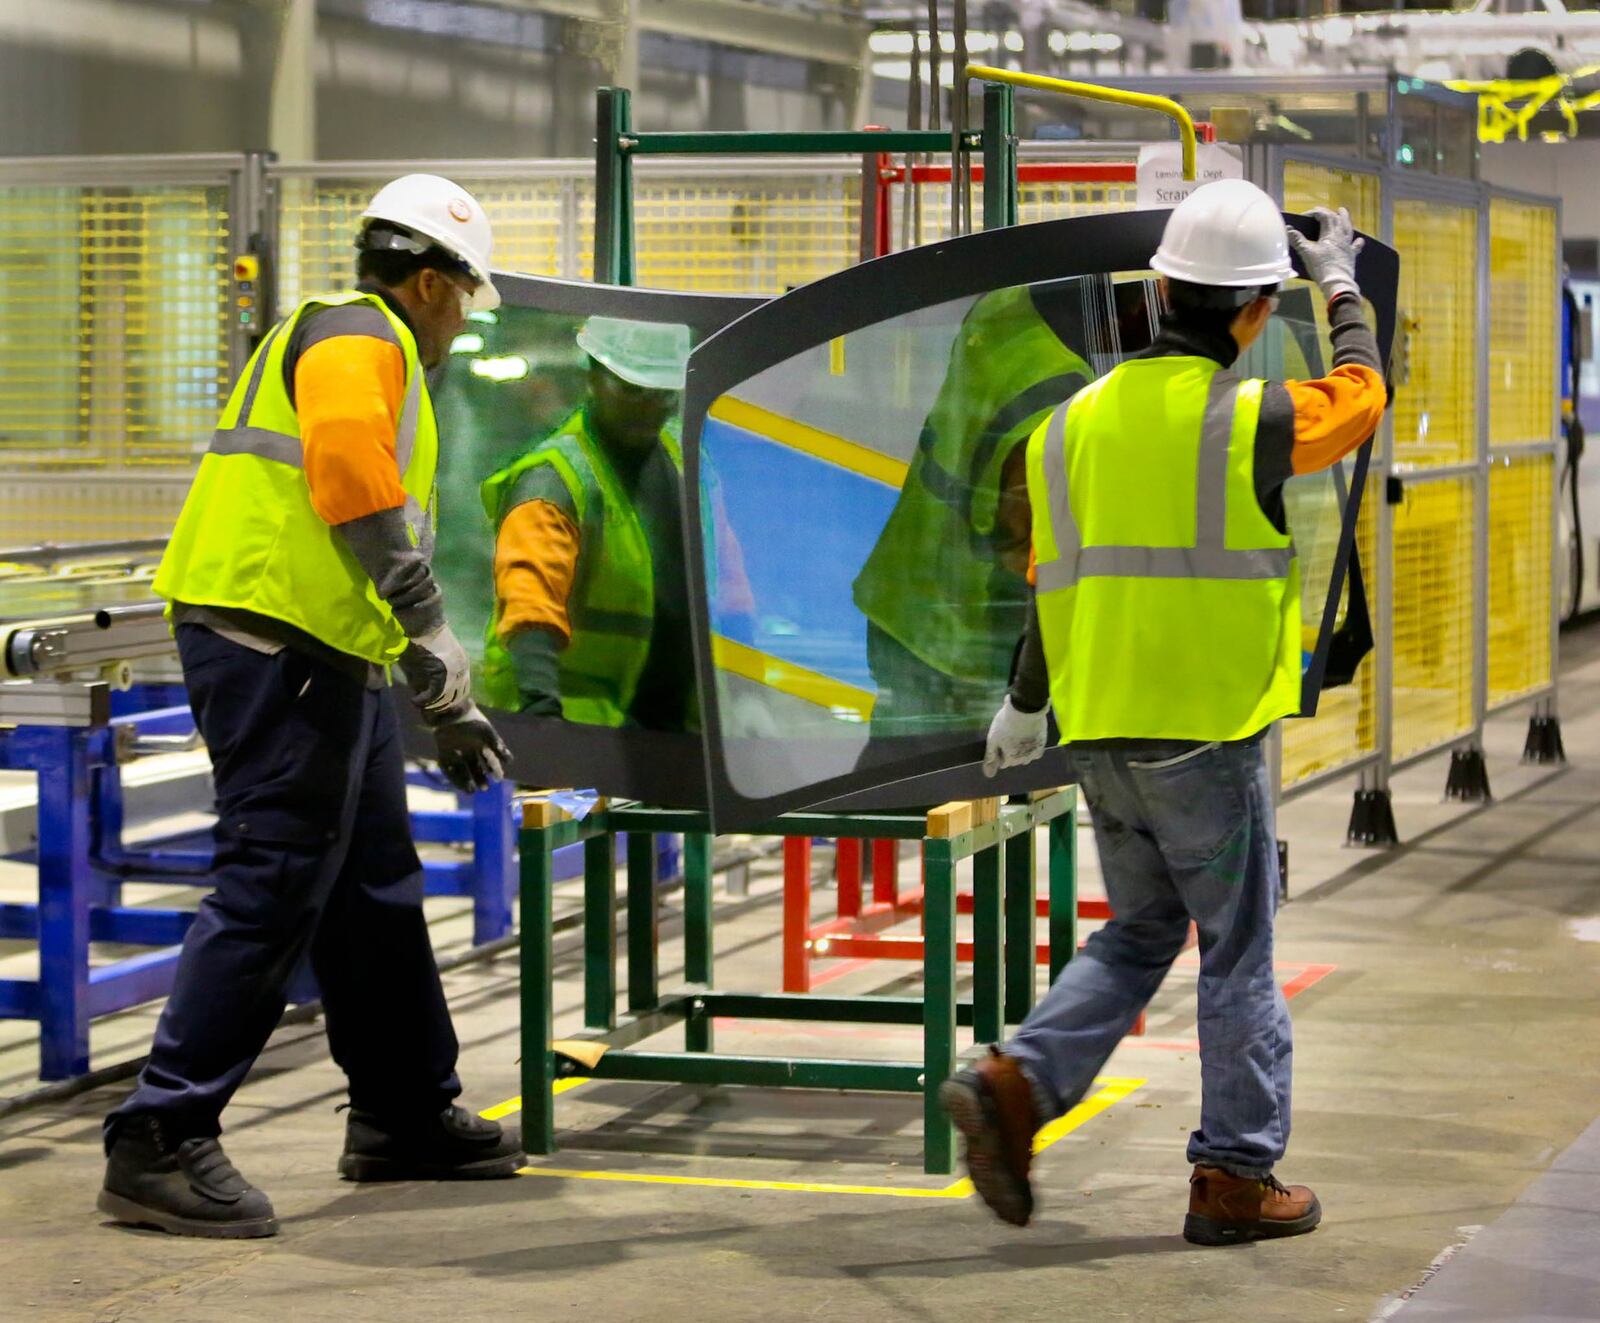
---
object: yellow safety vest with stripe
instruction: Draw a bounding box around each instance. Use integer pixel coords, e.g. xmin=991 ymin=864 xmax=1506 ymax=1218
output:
xmin=153 ymin=291 xmax=438 ymax=666
xmin=1027 ymin=356 xmax=1301 ymax=743
xmin=853 ymin=285 xmax=1093 ymax=683
xmin=479 ymin=405 xmax=681 ymax=725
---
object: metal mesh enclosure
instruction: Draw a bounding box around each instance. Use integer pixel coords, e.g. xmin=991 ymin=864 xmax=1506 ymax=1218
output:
xmin=1283 ymin=159 xmax=1381 ymax=234
xmin=1488 ymin=196 xmax=1557 ymax=448
xmin=0 ymin=182 xmax=230 ymax=470
xmin=1488 ymin=453 xmax=1554 ymax=707
xmin=1391 ymin=476 xmax=1475 ymax=759
xmin=1393 ymin=199 xmax=1478 ymax=466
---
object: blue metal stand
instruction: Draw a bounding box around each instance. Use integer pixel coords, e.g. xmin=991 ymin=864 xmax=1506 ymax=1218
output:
xmin=3 ymin=693 xmax=544 ymax=1082
xmin=0 ymin=723 xmax=196 ymax=1079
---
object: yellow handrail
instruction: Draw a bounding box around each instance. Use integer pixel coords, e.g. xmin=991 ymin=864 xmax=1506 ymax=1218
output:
xmin=964 ymin=64 xmax=1198 ymax=180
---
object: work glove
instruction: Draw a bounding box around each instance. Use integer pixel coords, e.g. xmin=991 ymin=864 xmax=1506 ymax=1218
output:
xmin=982 ymin=696 xmax=1050 ymax=779
xmin=427 ymin=701 xmax=512 ymax=795
xmin=1288 ymin=205 xmax=1364 ymax=306
xmin=399 ymin=623 xmax=473 ymax=715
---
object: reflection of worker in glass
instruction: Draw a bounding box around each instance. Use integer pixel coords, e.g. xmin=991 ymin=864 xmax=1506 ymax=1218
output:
xmin=852 ymin=284 xmax=1095 ymax=733
xmin=480 ymin=317 xmax=694 ymax=729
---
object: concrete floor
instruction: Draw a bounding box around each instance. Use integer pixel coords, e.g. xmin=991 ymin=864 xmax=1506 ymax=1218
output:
xmin=3 ymin=631 xmax=1600 ymax=1322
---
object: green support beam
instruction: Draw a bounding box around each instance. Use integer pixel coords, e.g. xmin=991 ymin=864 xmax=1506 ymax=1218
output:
xmin=583 ymin=834 xmax=616 ymax=1031
xmin=624 ymin=131 xmax=981 ymax=156
xmin=589 ymin=1051 xmax=924 ymax=1093
xmin=519 ymin=826 xmax=557 ymax=1156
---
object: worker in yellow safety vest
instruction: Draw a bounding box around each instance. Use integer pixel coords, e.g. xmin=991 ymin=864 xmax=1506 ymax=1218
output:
xmin=853 ymin=284 xmax=1095 ymax=733
xmin=482 ymin=318 xmax=697 ymax=730
xmin=939 ymin=183 xmax=1387 ymax=1247
xmin=99 ymin=175 xmax=521 ymax=1241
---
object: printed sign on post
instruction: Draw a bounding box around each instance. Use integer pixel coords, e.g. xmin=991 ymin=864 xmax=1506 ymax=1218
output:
xmin=1136 ymin=142 xmax=1244 ymax=209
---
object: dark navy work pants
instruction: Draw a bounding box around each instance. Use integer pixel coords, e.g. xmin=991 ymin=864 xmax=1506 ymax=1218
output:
xmin=106 ymin=624 xmax=461 ymax=1145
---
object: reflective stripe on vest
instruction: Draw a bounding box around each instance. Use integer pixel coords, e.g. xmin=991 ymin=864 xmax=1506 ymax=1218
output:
xmin=1033 ymin=372 xmax=1294 ymax=593
xmin=154 ymin=291 xmax=438 ymax=665
xmin=1028 ymin=357 xmax=1301 ymax=744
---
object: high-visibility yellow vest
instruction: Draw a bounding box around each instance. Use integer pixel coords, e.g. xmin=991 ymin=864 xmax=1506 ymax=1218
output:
xmin=1027 ymin=356 xmax=1301 ymax=742
xmin=854 ymin=285 xmax=1093 ymax=683
xmin=479 ymin=405 xmax=681 ymax=726
xmin=154 ymin=291 xmax=438 ymax=666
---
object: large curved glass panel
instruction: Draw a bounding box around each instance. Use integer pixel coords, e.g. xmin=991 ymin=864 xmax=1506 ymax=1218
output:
xmin=419 ymin=274 xmax=763 ymax=799
xmin=685 ymin=212 xmax=1399 ymax=828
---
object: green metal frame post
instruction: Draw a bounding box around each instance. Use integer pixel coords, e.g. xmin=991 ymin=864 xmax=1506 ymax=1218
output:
xmin=626 ymin=831 xmax=659 ymax=1011
xmin=594 ymin=86 xmax=636 ymax=285
xmin=921 ymin=836 xmax=958 ymax=1175
xmin=981 ymin=82 xmax=1019 ymax=231
xmin=583 ymin=833 xmax=617 ymax=1030
xmin=683 ymin=832 xmax=714 ymax=1052
xmin=970 ymin=839 xmax=1003 ymax=1043
xmin=519 ymin=821 xmax=557 ymax=1154
xmin=1004 ymin=819 xmax=1037 ymax=1023
xmin=1047 ymin=798 xmax=1078 ymax=983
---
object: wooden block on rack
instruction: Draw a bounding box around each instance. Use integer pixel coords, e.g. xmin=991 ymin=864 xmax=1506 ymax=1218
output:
xmin=970 ymin=796 xmax=1000 ymax=827
xmin=926 ymin=801 xmax=974 ymax=838
xmin=1028 ymin=786 xmax=1067 ymax=802
xmin=522 ymin=795 xmax=572 ymax=829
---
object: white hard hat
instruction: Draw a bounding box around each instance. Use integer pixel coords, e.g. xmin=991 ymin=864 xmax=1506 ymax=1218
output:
xmin=1151 ymin=179 xmax=1295 ymax=291
xmin=360 ymin=173 xmax=500 ymax=311
xmin=577 ymin=317 xmax=692 ymax=391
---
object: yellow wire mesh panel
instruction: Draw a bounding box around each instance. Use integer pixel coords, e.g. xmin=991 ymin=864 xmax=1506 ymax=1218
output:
xmin=1282 ymin=474 xmax=1379 ymax=786
xmin=1391 ymin=477 xmax=1474 ymax=759
xmin=894 ymin=171 xmax=1134 ymax=248
xmin=1392 ymin=200 xmax=1478 ymax=466
xmin=1271 ymin=159 xmax=1384 ymax=790
xmin=0 ymin=183 xmax=230 ymax=471
xmin=1017 ymin=176 xmax=1138 ymax=224
xmin=1282 ymin=159 xmax=1380 ymax=234
xmin=275 ymin=174 xmax=577 ymax=307
xmin=581 ymin=171 xmax=860 ymax=294
xmin=1488 ymin=196 xmax=1557 ymax=448
xmin=1487 ymin=453 xmax=1553 ymax=706
xmin=0 ymin=476 xmax=190 ymax=545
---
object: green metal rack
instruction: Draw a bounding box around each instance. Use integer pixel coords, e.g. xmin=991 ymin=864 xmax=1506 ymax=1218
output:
xmin=591 ymin=84 xmax=1018 ymax=285
xmin=518 ymin=789 xmax=1076 ymax=1175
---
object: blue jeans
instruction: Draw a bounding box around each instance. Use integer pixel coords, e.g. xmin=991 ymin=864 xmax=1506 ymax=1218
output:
xmin=1005 ymin=737 xmax=1291 ymax=1178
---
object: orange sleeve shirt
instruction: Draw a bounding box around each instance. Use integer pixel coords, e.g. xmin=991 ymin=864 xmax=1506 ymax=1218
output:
xmin=494 ymin=499 xmax=582 ymax=644
xmin=294 ymin=334 xmax=409 ymax=526
xmin=1283 ymin=363 xmax=1387 ymax=476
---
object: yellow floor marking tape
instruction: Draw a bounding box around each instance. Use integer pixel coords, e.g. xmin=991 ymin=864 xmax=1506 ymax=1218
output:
xmin=479 ymin=1076 xmax=589 ymax=1121
xmin=483 ymin=1076 xmax=1145 ymax=1199
xmin=707 ymin=395 xmax=909 ymax=488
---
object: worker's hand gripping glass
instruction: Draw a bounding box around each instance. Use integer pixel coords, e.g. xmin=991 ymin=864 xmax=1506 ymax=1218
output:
xmin=399 ymin=623 xmax=474 ymax=714
xmin=982 ymin=696 xmax=1050 ymax=778
xmin=425 ymin=700 xmax=513 ymax=795
xmin=1288 ymin=207 xmax=1364 ymax=306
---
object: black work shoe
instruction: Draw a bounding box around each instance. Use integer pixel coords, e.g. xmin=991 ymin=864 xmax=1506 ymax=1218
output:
xmin=98 ymin=1115 xmax=278 ymax=1239
xmin=338 ymin=1104 xmax=524 ymax=1182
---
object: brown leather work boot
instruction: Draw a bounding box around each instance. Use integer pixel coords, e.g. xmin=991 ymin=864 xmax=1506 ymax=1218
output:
xmin=937 ymin=1046 xmax=1039 ymax=1226
xmin=1184 ymin=1165 xmax=1322 ymax=1246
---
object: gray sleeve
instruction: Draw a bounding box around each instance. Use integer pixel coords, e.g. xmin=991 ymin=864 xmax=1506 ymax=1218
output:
xmin=335 ymin=506 xmax=445 ymax=638
xmin=502 ymin=462 xmax=579 ymax=525
xmin=1326 ymin=293 xmax=1382 ymax=374
xmin=507 ymin=626 xmax=564 ymax=716
xmin=1008 ymin=592 xmax=1051 ymax=715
